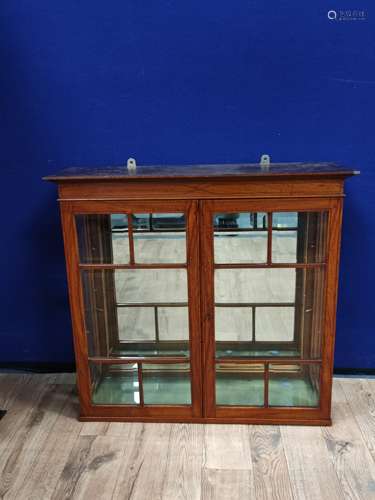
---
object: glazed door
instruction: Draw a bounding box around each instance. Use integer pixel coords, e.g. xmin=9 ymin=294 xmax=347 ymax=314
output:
xmin=66 ymin=200 xmax=202 ymax=419
xmin=201 ymin=199 xmax=336 ymax=422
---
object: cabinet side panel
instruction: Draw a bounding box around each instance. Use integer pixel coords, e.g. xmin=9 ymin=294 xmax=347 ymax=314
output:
xmin=319 ymin=198 xmax=343 ymax=418
xmin=60 ymin=202 xmax=91 ymax=415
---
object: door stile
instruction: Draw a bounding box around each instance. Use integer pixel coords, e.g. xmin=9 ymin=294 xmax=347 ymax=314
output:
xmin=186 ymin=200 xmax=203 ymax=417
xmin=200 ymin=200 xmax=216 ymax=417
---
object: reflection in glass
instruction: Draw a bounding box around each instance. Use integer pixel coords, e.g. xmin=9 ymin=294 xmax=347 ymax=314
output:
xmin=215 ymin=307 xmax=252 ymax=342
xmin=214 ymin=212 xmax=268 ymax=264
xmin=111 ymin=214 xmax=131 ymax=264
xmin=142 ymin=363 xmax=191 ymax=405
xmin=115 ymin=269 xmax=188 ymax=304
xmin=269 ymin=364 xmax=320 ymax=407
xmin=132 ymin=213 xmax=186 ymax=231
xmin=272 ymin=230 xmax=297 ymax=263
xmin=91 ymin=363 xmax=140 ymax=405
xmin=214 ymin=232 xmax=268 ymax=263
xmin=76 ymin=212 xmax=189 ymax=265
xmin=214 ymin=212 xmax=267 ymax=230
xmin=215 ymin=268 xmax=296 ymax=304
xmin=116 ymin=306 xmax=189 ymax=357
xmin=81 ymin=270 xmax=189 ymax=358
xmin=272 ymin=212 xmax=298 ymax=228
xmin=255 ymin=307 xmax=294 ymax=342
xmin=214 ymin=269 xmax=324 ymax=359
xmin=117 ymin=307 xmax=155 ymax=341
xmin=272 ymin=211 xmax=328 ymax=264
xmin=216 ymin=363 xmax=264 ymax=406
xmin=76 ymin=214 xmax=130 ymax=264
xmin=132 ymin=213 xmax=186 ymax=263
xmin=90 ymin=362 xmax=192 ymax=406
xmin=215 ymin=306 xmax=298 ymax=357
xmin=158 ymin=307 xmax=189 ymax=341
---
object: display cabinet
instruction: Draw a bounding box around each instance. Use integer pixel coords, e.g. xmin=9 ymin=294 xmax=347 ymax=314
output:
xmin=44 ymin=162 xmax=356 ymax=425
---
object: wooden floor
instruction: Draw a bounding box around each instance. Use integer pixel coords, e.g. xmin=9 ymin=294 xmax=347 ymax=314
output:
xmin=1 ymin=374 xmax=375 ymax=499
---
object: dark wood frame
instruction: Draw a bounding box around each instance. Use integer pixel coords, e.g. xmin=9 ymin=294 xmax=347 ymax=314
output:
xmin=46 ymin=163 xmax=354 ymax=425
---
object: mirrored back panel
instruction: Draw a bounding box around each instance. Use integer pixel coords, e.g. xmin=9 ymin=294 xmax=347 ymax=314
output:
xmin=76 ymin=212 xmax=186 ymax=265
xmin=76 ymin=209 xmax=194 ymax=409
xmin=213 ymin=211 xmax=327 ymax=361
xmin=81 ymin=269 xmax=190 ymax=359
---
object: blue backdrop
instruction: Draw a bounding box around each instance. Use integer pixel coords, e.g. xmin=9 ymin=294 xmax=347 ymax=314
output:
xmin=0 ymin=1 xmax=374 ymax=369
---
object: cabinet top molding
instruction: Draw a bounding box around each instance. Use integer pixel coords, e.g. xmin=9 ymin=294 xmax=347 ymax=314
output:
xmin=44 ymin=162 xmax=358 ymax=182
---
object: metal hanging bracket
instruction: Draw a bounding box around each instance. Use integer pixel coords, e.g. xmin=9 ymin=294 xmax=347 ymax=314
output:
xmin=260 ymin=154 xmax=271 ymax=167
xmin=127 ymin=157 xmax=137 ymax=172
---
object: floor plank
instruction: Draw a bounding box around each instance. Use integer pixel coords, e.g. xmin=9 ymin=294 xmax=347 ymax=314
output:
xmin=340 ymin=378 xmax=375 ymax=463
xmin=0 ymin=383 xmax=72 ymax=499
xmin=0 ymin=373 xmax=31 ymax=407
xmin=0 ymin=374 xmax=56 ymax=460
xmin=201 ymin=468 xmax=253 ymax=500
xmin=52 ymin=435 xmax=124 ymax=500
xmin=322 ymin=379 xmax=375 ymax=500
xmin=111 ymin=423 xmax=172 ymax=500
xmin=281 ymin=425 xmax=345 ymax=500
xmin=161 ymin=423 xmax=204 ymax=500
xmin=1 ymin=374 xmax=375 ymax=500
xmin=15 ymin=387 xmax=83 ymax=500
xmin=249 ymin=425 xmax=294 ymax=500
xmin=204 ymin=424 xmax=253 ymax=470
xmin=79 ymin=421 xmax=110 ymax=436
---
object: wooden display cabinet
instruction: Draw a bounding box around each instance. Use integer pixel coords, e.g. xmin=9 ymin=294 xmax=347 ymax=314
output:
xmin=44 ymin=162 xmax=356 ymax=425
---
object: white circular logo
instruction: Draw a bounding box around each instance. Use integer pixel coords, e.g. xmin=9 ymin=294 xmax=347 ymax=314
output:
xmin=328 ymin=10 xmax=337 ymax=20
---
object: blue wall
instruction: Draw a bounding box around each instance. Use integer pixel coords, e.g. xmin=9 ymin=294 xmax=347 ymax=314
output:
xmin=1 ymin=1 xmax=374 ymax=368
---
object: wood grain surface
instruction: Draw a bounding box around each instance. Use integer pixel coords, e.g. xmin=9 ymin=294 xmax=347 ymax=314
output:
xmin=0 ymin=374 xmax=374 ymax=499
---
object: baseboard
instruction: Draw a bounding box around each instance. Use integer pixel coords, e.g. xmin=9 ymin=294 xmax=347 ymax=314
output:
xmin=333 ymin=368 xmax=375 ymax=376
xmin=0 ymin=362 xmax=76 ymax=373
xmin=0 ymin=362 xmax=373 ymax=376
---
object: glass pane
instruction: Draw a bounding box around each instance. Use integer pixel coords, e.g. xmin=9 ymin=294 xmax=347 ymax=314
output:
xmin=216 ymin=363 xmax=264 ymax=406
xmin=81 ymin=270 xmax=119 ymax=357
xmin=158 ymin=307 xmax=189 ymax=341
xmin=272 ymin=212 xmax=328 ymax=263
xmin=272 ymin=230 xmax=297 ymax=263
xmin=90 ymin=363 xmax=140 ymax=405
xmin=297 ymin=268 xmax=325 ymax=360
xmin=269 ymin=364 xmax=320 ymax=407
xmin=132 ymin=213 xmax=186 ymax=263
xmin=214 ymin=269 xmax=324 ymax=358
xmin=214 ymin=212 xmax=267 ymax=264
xmin=214 ymin=212 xmax=267 ymax=230
xmin=215 ymin=307 xmax=252 ymax=342
xmin=115 ymin=306 xmax=189 ymax=357
xmin=255 ymin=307 xmax=294 ymax=341
xmin=142 ymin=363 xmax=191 ymax=405
xmin=215 ymin=268 xmax=296 ymax=304
xmin=215 ymin=307 xmax=298 ymax=357
xmin=81 ymin=269 xmax=189 ymax=358
xmin=115 ymin=269 xmax=188 ymax=304
xmin=272 ymin=212 xmax=298 ymax=228
xmin=76 ymin=214 xmax=130 ymax=264
xmin=117 ymin=307 xmax=155 ymax=341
